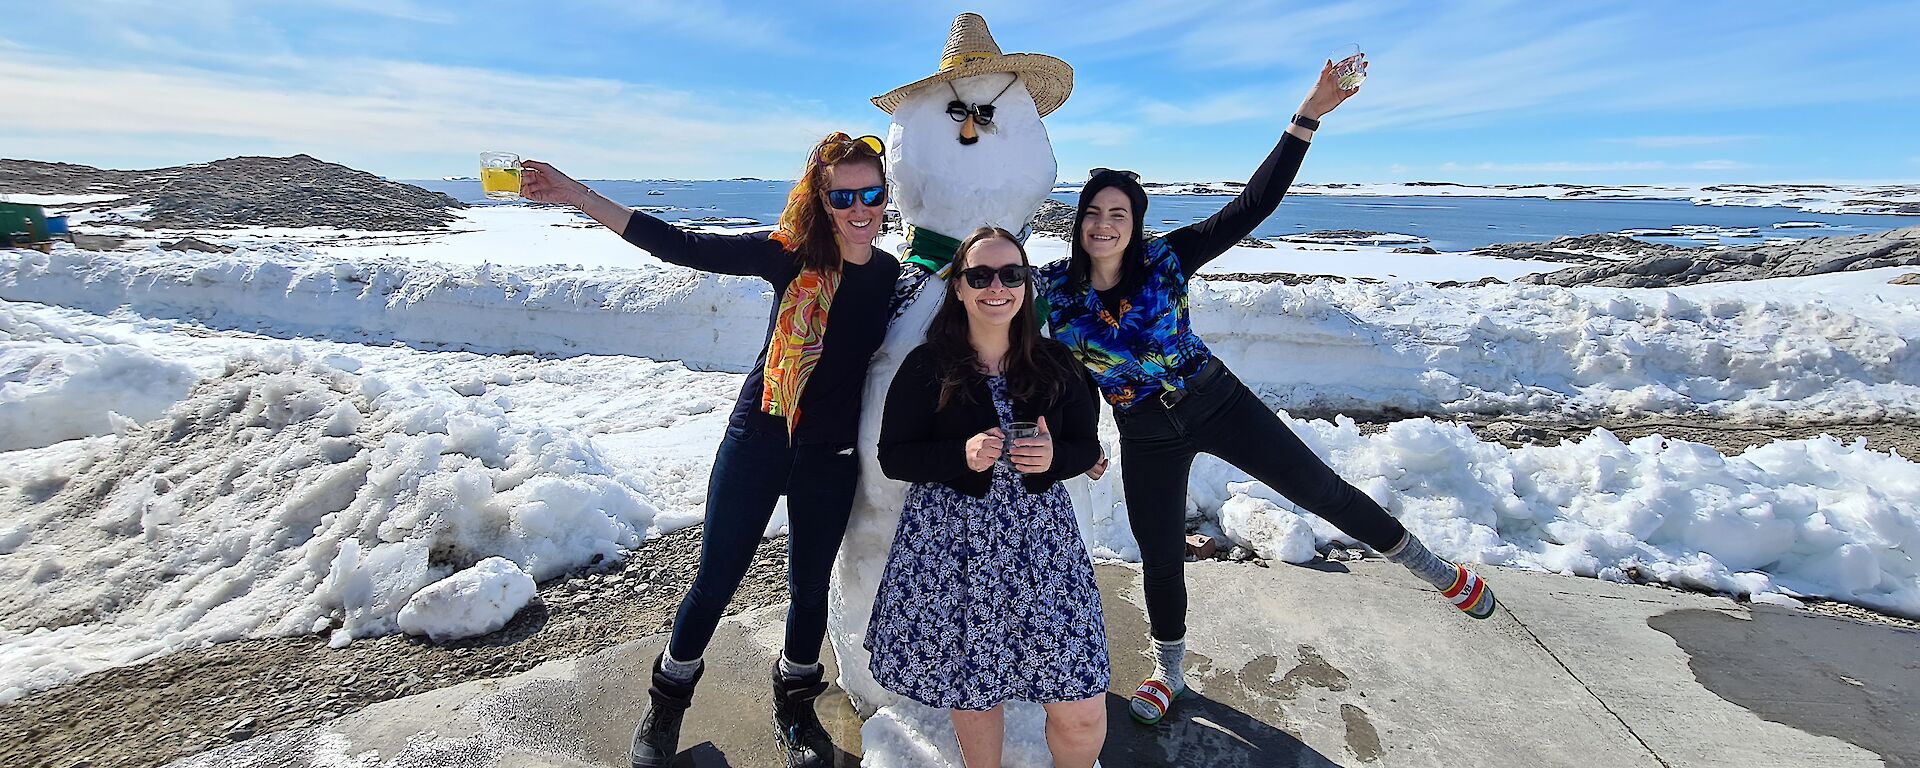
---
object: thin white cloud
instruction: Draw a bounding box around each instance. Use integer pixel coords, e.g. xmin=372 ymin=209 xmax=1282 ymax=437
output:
xmin=1440 ymin=160 xmax=1753 ymax=173
xmin=1603 ymin=135 xmax=1761 ymax=149
xmin=0 ymin=48 xmax=862 ymax=178
xmin=1131 ymin=2 xmax=1920 ymax=135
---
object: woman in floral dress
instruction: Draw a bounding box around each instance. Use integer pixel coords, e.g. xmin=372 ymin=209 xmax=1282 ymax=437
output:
xmin=867 ymin=227 xmax=1108 ymax=767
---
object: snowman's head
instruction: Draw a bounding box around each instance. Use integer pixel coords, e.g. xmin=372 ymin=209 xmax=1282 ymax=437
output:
xmin=886 ymin=73 xmax=1057 ymax=238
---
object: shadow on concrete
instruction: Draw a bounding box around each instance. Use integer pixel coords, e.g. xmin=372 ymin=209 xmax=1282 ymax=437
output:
xmin=1650 ymin=606 xmax=1920 ymax=768
xmin=1290 ymin=559 xmax=1352 ymax=575
xmin=1099 ymin=691 xmax=1339 ymax=767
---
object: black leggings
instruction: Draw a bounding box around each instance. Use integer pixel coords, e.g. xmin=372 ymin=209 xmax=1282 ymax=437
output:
xmin=666 ymin=421 xmax=858 ymax=664
xmin=1116 ymin=359 xmax=1407 ymax=641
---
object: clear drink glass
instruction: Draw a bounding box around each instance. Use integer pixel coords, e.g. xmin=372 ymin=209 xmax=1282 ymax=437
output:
xmin=1005 ymin=421 xmax=1040 ymax=469
xmin=480 ymin=151 xmax=523 ymax=200
xmin=1332 ymin=44 xmax=1367 ymax=91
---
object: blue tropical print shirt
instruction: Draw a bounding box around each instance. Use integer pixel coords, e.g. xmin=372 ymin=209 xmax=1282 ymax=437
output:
xmin=1038 ymin=237 xmax=1212 ymax=411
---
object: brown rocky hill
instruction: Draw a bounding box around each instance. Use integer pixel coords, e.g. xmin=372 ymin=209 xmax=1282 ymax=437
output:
xmin=0 ymin=155 xmax=465 ymax=231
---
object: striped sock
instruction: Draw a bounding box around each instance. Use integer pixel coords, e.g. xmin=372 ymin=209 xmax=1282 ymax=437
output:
xmin=660 ymin=651 xmax=704 ymax=685
xmin=1384 ymin=533 xmax=1496 ymax=619
xmin=1130 ymin=637 xmax=1186 ymax=723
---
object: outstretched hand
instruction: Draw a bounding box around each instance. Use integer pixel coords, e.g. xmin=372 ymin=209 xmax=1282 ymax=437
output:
xmin=1299 ymin=56 xmax=1366 ymax=119
xmin=519 ymin=160 xmax=589 ymax=205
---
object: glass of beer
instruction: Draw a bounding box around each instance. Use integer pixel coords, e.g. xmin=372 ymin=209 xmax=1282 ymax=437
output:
xmin=480 ymin=151 xmax=523 ymax=200
xmin=1332 ymin=44 xmax=1367 ymax=91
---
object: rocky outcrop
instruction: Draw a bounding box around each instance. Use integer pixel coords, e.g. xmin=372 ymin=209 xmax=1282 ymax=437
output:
xmin=1473 ymin=234 xmax=1672 ymax=265
xmin=1 ymin=155 xmax=465 ymax=231
xmin=1518 ymin=226 xmax=1920 ymax=288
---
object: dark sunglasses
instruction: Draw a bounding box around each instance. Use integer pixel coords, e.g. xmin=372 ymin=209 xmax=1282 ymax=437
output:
xmin=945 ymin=76 xmax=1018 ymax=127
xmin=825 ymin=185 xmax=886 ymax=209
xmin=1088 ymin=167 xmax=1141 ymax=181
xmin=959 ymin=265 xmax=1029 ymax=289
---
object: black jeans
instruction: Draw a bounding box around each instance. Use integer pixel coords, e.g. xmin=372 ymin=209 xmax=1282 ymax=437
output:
xmin=1116 ymin=359 xmax=1408 ymax=642
xmin=666 ymin=421 xmax=858 ymax=664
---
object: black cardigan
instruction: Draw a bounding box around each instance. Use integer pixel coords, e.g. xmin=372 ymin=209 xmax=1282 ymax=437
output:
xmin=878 ymin=339 xmax=1102 ymax=498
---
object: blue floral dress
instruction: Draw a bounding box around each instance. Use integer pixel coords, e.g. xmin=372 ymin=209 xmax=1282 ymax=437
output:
xmin=864 ymin=376 xmax=1110 ymax=710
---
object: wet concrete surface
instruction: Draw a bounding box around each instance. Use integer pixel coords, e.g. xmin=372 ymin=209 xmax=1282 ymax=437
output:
xmin=161 ymin=561 xmax=1909 ymax=767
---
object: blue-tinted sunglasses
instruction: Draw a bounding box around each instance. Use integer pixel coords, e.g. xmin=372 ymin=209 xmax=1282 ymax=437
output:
xmin=826 ymin=185 xmax=886 ymax=209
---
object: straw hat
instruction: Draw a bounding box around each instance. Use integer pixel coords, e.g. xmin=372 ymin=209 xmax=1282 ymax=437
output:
xmin=872 ymin=13 xmax=1074 ymax=118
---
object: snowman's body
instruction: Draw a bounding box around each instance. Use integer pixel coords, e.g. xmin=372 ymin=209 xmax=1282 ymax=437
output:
xmin=825 ymin=73 xmax=1058 ymax=717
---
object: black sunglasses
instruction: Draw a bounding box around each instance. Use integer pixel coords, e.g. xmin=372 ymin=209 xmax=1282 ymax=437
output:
xmin=1088 ymin=167 xmax=1141 ymax=181
xmin=959 ymin=265 xmax=1029 ymax=289
xmin=945 ymin=76 xmax=1018 ymax=127
xmin=825 ymin=185 xmax=885 ymax=209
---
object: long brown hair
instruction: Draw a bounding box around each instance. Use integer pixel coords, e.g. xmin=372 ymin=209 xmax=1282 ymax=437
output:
xmin=926 ymin=227 xmax=1076 ymax=410
xmin=770 ymin=132 xmax=886 ymax=273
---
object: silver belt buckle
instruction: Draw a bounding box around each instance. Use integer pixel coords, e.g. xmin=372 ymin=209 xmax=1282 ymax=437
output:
xmin=1158 ymin=386 xmax=1185 ymax=409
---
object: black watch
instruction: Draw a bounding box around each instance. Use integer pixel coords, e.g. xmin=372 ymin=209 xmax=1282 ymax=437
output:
xmin=1291 ymin=113 xmax=1321 ymax=131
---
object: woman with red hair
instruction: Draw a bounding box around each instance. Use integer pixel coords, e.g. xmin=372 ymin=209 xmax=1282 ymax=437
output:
xmin=524 ymin=133 xmax=896 ymax=768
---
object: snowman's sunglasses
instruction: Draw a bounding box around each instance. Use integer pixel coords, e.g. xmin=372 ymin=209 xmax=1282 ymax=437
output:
xmin=946 ymin=76 xmax=1018 ymax=127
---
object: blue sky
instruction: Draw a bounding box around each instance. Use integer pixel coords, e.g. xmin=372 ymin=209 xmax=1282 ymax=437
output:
xmin=3 ymin=0 xmax=1916 ymax=185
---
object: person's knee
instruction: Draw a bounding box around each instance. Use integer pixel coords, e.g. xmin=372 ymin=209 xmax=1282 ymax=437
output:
xmin=1047 ymin=699 xmax=1107 ymax=745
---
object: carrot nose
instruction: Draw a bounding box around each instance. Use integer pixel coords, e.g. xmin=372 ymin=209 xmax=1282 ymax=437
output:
xmin=959 ymin=116 xmax=979 ymax=145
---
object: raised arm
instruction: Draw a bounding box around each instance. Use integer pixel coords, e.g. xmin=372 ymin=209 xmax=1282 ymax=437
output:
xmin=522 ymin=160 xmax=785 ymax=279
xmin=1163 ymin=57 xmax=1364 ymax=277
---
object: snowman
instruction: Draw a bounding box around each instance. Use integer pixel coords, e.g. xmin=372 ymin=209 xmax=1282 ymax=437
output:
xmin=823 ymin=12 xmax=1077 ymax=753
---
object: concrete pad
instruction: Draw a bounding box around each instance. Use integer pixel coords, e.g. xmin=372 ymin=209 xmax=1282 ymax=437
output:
xmin=162 ymin=562 xmax=1913 ymax=768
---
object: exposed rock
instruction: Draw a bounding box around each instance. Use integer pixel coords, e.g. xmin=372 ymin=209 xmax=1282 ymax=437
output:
xmin=1519 ymin=226 xmax=1920 ymax=288
xmin=1 ymin=155 xmax=465 ymax=231
xmin=1392 ymin=245 xmax=1440 ymax=254
xmin=161 ymin=237 xmax=234 ymax=254
xmin=1028 ymin=198 xmax=1077 ymax=237
xmin=1472 ymin=234 xmax=1669 ymax=264
xmin=1891 ymin=272 xmax=1920 ymax=286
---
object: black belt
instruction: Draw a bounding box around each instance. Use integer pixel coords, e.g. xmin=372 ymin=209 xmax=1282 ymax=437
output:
xmin=1145 ymin=357 xmax=1225 ymax=410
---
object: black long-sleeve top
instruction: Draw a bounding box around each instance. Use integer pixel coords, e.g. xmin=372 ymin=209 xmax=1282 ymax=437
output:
xmin=877 ymin=340 xmax=1102 ymax=497
xmin=622 ymin=210 xmax=900 ymax=446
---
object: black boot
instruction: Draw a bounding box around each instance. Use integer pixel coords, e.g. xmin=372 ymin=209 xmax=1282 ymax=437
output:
xmin=771 ymin=661 xmax=835 ymax=768
xmin=631 ymin=654 xmax=701 ymax=768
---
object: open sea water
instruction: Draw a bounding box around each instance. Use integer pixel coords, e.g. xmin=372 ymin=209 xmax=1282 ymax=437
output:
xmin=410 ymin=179 xmax=1914 ymax=252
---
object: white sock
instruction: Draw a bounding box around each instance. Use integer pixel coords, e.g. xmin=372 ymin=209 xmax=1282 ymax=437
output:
xmin=660 ymin=651 xmax=704 ymax=684
xmin=1130 ymin=637 xmax=1186 ymax=721
xmin=1150 ymin=637 xmax=1186 ymax=692
xmin=777 ymin=655 xmax=823 ymax=680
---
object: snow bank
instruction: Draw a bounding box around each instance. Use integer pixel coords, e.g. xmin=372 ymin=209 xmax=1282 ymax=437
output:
xmin=1190 ymin=414 xmax=1920 ymax=617
xmin=0 ymin=303 xmax=200 ymax=451
xmin=0 ymin=350 xmax=663 ymax=701
xmin=0 ymin=234 xmax=774 ymax=373
xmin=8 ymin=240 xmax=1917 ymax=423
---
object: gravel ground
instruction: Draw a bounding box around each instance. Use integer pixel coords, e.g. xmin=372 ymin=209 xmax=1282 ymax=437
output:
xmin=0 ymin=526 xmax=791 ymax=768
xmin=6 ymin=413 xmax=1916 ymax=768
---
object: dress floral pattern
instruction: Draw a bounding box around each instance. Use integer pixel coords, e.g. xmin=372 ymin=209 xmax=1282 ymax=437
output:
xmin=864 ymin=376 xmax=1110 ymax=710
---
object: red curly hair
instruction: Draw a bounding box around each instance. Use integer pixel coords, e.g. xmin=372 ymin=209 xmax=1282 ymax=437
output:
xmin=770 ymin=132 xmax=886 ymax=273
